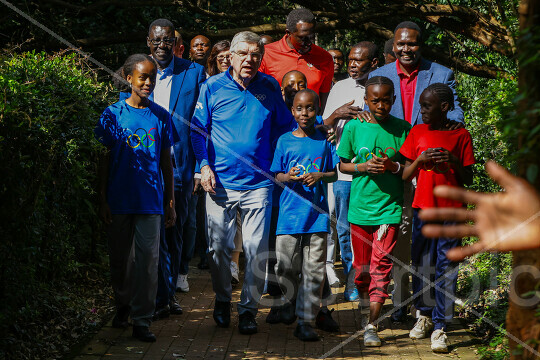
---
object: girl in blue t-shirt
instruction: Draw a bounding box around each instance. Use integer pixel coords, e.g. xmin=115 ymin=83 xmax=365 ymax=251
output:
xmin=95 ymin=54 xmax=176 ymax=343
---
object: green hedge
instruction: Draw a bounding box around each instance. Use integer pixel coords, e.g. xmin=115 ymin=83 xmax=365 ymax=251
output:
xmin=0 ymin=51 xmax=114 ymax=357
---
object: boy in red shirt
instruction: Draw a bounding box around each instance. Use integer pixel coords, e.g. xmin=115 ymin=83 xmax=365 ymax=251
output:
xmin=399 ymin=83 xmax=475 ymax=353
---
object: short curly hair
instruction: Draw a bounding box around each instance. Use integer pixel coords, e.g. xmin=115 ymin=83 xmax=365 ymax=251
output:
xmin=286 ymin=8 xmax=315 ymax=32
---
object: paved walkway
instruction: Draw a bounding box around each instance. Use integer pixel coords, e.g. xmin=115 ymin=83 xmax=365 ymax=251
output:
xmin=75 ymin=263 xmax=480 ymax=360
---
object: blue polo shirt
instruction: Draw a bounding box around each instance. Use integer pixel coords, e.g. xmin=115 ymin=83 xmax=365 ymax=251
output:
xmin=191 ymin=69 xmax=295 ymax=190
xmin=95 ymin=100 xmax=173 ymax=214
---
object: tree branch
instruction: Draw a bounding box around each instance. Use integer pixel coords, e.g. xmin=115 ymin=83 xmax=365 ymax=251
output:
xmin=399 ymin=2 xmax=516 ymax=56
xmin=422 ymin=47 xmax=510 ymax=79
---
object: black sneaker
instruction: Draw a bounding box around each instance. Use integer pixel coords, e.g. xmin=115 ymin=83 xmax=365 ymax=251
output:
xmin=265 ymin=306 xmax=282 ymax=324
xmin=152 ymin=304 xmax=170 ymax=321
xmin=132 ymin=325 xmax=156 ymax=342
xmin=238 ymin=312 xmax=258 ymax=335
xmin=294 ymin=323 xmax=319 ymax=341
xmin=112 ymin=305 xmax=130 ymax=328
xmin=169 ymin=298 xmax=183 ymax=315
xmin=315 ymin=307 xmax=339 ymax=332
xmin=280 ymin=302 xmax=297 ymax=325
xmin=213 ymin=300 xmax=231 ymax=328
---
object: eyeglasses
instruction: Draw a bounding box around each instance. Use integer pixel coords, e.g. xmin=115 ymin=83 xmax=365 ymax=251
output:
xmin=148 ymin=37 xmax=175 ymax=46
xmin=217 ymin=55 xmax=231 ymax=61
xmin=233 ymin=51 xmax=262 ymax=61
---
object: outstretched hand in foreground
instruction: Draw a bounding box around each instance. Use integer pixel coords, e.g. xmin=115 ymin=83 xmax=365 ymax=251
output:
xmin=419 ymin=161 xmax=540 ymax=261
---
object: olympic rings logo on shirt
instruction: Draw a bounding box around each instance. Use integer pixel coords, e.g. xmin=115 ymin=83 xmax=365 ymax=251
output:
xmin=357 ymin=146 xmax=397 ymax=161
xmin=288 ymin=157 xmax=322 ymax=175
xmin=126 ymin=127 xmax=158 ymax=149
xmin=422 ymin=161 xmax=450 ymax=173
xmin=419 ymin=150 xmax=451 ymax=173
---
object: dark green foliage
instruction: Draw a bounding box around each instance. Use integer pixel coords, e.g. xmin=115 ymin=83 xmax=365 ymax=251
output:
xmin=0 ymin=51 xmax=114 ymax=358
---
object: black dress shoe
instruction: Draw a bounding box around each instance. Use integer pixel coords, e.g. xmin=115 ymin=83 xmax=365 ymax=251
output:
xmin=265 ymin=306 xmax=282 ymax=324
xmin=294 ymin=323 xmax=319 ymax=341
xmin=112 ymin=305 xmax=130 ymax=328
xmin=315 ymin=307 xmax=339 ymax=332
xmin=152 ymin=305 xmax=170 ymax=321
xmin=169 ymin=299 xmax=183 ymax=315
xmin=132 ymin=325 xmax=156 ymax=342
xmin=238 ymin=312 xmax=257 ymax=335
xmin=280 ymin=302 xmax=297 ymax=325
xmin=213 ymin=300 xmax=231 ymax=328
xmin=390 ymin=307 xmax=407 ymax=322
xmin=197 ymin=258 xmax=210 ymax=270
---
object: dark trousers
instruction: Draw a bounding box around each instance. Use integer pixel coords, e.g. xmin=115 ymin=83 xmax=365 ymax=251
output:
xmin=180 ymin=193 xmax=198 ymax=275
xmin=411 ymin=209 xmax=460 ymax=331
xmin=156 ymin=185 xmax=191 ymax=308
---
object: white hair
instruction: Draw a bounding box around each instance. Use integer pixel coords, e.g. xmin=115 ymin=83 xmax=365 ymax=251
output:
xmin=230 ymin=31 xmax=265 ymax=54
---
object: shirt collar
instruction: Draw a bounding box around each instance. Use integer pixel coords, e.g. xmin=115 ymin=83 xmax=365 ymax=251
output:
xmin=157 ymin=57 xmax=175 ymax=78
xmin=278 ymin=35 xmax=303 ymax=55
xmin=396 ymin=59 xmax=420 ymax=78
xmin=354 ymin=69 xmax=373 ymax=87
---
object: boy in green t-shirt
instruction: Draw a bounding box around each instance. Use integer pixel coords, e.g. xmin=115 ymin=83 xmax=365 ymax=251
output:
xmin=337 ymin=76 xmax=410 ymax=347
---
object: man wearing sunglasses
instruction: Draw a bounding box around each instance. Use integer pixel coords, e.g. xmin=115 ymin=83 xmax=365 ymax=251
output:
xmin=145 ymin=18 xmax=207 ymax=323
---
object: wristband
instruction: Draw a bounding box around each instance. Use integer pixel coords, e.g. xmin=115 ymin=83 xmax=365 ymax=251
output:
xmin=354 ymin=163 xmax=359 ymax=173
xmin=391 ymin=161 xmax=401 ymax=174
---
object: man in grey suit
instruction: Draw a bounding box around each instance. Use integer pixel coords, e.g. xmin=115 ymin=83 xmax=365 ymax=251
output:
xmin=368 ymin=21 xmax=463 ymax=324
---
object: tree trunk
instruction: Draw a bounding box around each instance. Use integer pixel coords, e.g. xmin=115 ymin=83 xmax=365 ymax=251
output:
xmin=507 ymin=1 xmax=540 ymax=359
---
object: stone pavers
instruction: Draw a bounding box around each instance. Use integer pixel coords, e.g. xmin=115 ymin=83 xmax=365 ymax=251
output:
xmin=75 ymin=264 xmax=480 ymax=359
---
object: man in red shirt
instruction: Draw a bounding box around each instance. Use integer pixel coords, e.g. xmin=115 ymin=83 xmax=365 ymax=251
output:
xmin=259 ymin=8 xmax=334 ymax=111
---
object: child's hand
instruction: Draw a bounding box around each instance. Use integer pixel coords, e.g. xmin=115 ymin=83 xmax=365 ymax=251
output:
xmin=418 ymin=148 xmax=440 ymax=163
xmin=365 ymin=158 xmax=385 ymax=174
xmin=430 ymin=147 xmax=458 ymax=164
xmin=288 ymin=166 xmax=303 ymax=181
xmin=99 ymin=201 xmax=112 ymax=225
xmin=164 ymin=203 xmax=177 ymax=228
xmin=372 ymin=152 xmax=393 ymax=172
xmin=302 ymin=172 xmax=323 ymax=186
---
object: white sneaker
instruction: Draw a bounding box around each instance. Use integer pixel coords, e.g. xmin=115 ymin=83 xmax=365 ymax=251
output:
xmin=409 ymin=315 xmax=434 ymax=339
xmin=230 ymin=261 xmax=239 ymax=284
xmin=326 ymin=263 xmax=340 ymax=287
xmin=176 ymin=274 xmax=189 ymax=292
xmin=431 ymin=329 xmax=449 ymax=353
xmin=363 ymin=324 xmax=381 ymax=347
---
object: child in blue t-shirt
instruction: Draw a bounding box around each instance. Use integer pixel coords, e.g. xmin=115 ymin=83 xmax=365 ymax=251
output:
xmin=270 ymin=89 xmax=339 ymax=342
xmin=95 ymin=54 xmax=175 ymax=343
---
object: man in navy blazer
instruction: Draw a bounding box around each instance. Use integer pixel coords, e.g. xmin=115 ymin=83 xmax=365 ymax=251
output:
xmin=369 ymin=21 xmax=463 ymax=125
xmin=145 ymin=19 xmax=206 ymax=320
xmin=368 ymin=21 xmax=463 ymax=325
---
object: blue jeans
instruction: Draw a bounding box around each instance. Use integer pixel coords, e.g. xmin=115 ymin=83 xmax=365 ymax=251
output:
xmin=332 ymin=181 xmax=353 ymax=278
xmin=411 ymin=209 xmax=460 ymax=331
xmin=180 ymin=193 xmax=198 ymax=275
xmin=156 ymin=185 xmax=191 ymax=308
